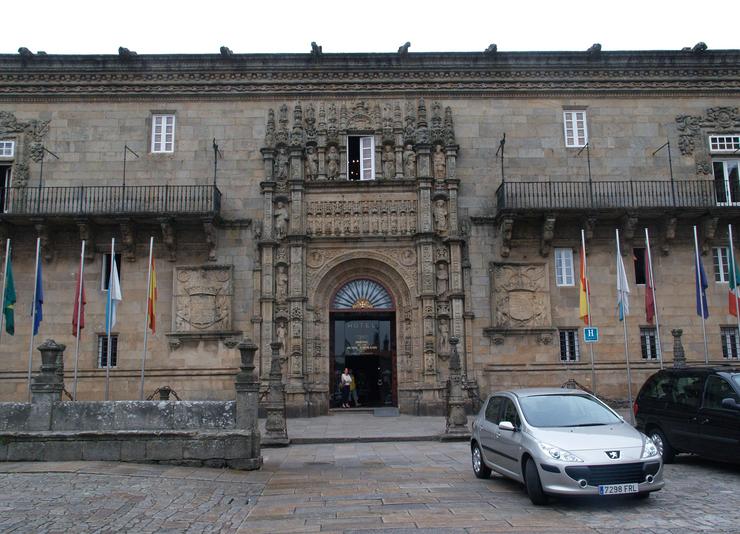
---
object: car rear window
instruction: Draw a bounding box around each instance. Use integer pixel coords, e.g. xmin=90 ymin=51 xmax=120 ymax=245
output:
xmin=518 ymin=394 xmax=622 ymax=428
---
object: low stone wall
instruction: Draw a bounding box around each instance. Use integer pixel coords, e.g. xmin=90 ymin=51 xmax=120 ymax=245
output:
xmin=0 ymin=339 xmax=263 ymax=470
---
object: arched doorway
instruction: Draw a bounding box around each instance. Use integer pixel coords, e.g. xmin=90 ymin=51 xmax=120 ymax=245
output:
xmin=330 ymin=278 xmax=397 ymax=408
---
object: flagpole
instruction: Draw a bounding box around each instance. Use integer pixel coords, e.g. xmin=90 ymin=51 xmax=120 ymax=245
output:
xmin=27 ymin=237 xmax=41 ymax=402
xmin=139 ymin=236 xmax=154 ymax=400
xmin=581 ymin=229 xmax=596 ymax=393
xmin=728 ymin=224 xmax=740 ymax=357
xmin=0 ymin=238 xmax=10 ymax=344
xmin=644 ymin=229 xmax=663 ymax=370
xmin=72 ymin=240 xmax=86 ymax=401
xmin=105 ymin=238 xmax=115 ymax=401
xmin=616 ymin=229 xmax=634 ymax=424
xmin=693 ymin=225 xmax=709 ymax=364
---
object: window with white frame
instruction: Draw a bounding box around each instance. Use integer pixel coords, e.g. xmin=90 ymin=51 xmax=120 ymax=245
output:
xmin=559 ymin=329 xmax=580 ymax=362
xmin=563 ymin=110 xmax=588 ymax=148
xmin=151 ymin=114 xmax=175 ymax=153
xmin=97 ymin=334 xmax=118 ymax=368
xmin=713 ymin=160 xmax=740 ymax=205
xmin=101 ymin=253 xmax=122 ymax=291
xmin=713 ymin=247 xmax=731 ymax=283
xmin=0 ymin=140 xmax=14 ymax=158
xmin=554 ymin=248 xmax=574 ymax=287
xmin=347 ymin=136 xmax=374 ymax=180
xmin=640 ymin=327 xmax=661 ymax=360
xmin=709 ymin=135 xmax=740 ymax=153
xmin=720 ymin=327 xmax=740 ymax=359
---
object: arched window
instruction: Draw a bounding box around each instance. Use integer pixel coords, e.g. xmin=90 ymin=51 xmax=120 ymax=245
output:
xmin=332 ymin=279 xmax=393 ymax=310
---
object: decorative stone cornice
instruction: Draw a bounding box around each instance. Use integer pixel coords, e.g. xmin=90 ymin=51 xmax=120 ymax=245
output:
xmin=0 ymin=50 xmax=738 ymax=100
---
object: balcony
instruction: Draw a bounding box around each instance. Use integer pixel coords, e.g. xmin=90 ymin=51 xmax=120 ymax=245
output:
xmin=0 ymin=184 xmax=221 ymax=220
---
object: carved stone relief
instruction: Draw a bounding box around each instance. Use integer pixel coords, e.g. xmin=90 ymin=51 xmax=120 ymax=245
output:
xmin=274 ymin=200 xmax=289 ymax=240
xmin=305 ymin=200 xmax=417 ymax=237
xmin=491 ymin=263 xmax=551 ymax=329
xmin=676 ymin=107 xmax=740 ymax=175
xmin=0 ymin=111 xmax=51 ymax=189
xmin=433 ymin=199 xmax=448 ymax=236
xmin=174 ymin=265 xmax=233 ymax=332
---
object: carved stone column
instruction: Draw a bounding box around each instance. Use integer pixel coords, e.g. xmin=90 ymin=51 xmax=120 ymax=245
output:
xmin=417 ymin=178 xmax=433 ymax=234
xmin=30 ymin=339 xmax=66 ymax=404
xmin=264 ymin=341 xmax=289 ymax=446
xmin=235 ymin=338 xmax=260 ymax=433
xmin=444 ymin=337 xmax=469 ymax=439
xmin=446 ymin=178 xmax=460 ymax=236
xmin=261 ymin=182 xmax=276 ymax=241
xmin=672 ymin=329 xmax=687 ymax=369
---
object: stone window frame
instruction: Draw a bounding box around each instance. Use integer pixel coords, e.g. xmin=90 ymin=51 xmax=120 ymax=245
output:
xmin=563 ymin=109 xmax=588 ymax=148
xmin=346 ymin=134 xmax=375 ymax=181
xmin=150 ymin=112 xmax=176 ymax=154
xmin=97 ymin=333 xmax=119 ymax=368
xmin=0 ymin=139 xmax=15 ymax=158
xmin=554 ymin=247 xmax=574 ymax=287
xmin=712 ymin=246 xmax=731 ymax=284
xmin=640 ymin=327 xmax=660 ymax=360
xmin=720 ymin=326 xmax=740 ymax=359
xmin=558 ymin=328 xmax=580 ymax=362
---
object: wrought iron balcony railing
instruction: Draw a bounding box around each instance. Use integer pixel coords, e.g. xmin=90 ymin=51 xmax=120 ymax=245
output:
xmin=495 ymin=179 xmax=736 ymax=211
xmin=0 ymin=184 xmax=221 ymax=218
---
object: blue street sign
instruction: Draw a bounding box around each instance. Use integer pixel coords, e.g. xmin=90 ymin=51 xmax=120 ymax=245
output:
xmin=584 ymin=327 xmax=599 ymax=343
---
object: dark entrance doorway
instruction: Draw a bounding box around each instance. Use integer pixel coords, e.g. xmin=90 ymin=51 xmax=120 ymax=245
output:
xmin=329 ymin=279 xmax=397 ymax=409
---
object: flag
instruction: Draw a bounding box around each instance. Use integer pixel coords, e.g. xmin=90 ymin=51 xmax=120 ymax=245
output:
xmin=72 ymin=266 xmax=86 ymax=336
xmin=3 ymin=257 xmax=15 ymax=335
xmin=147 ymin=256 xmax=157 ymax=333
xmin=695 ymin=253 xmax=709 ymax=319
xmin=32 ymin=258 xmax=43 ymax=336
xmin=729 ymin=252 xmax=740 ymax=316
xmin=617 ymin=252 xmax=630 ymax=321
xmin=579 ymin=244 xmax=590 ymax=325
xmin=105 ymin=258 xmax=122 ymax=335
xmin=645 ymin=248 xmax=655 ymax=324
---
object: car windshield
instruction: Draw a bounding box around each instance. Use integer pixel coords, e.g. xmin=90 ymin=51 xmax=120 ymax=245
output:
xmin=518 ymin=394 xmax=622 ymax=428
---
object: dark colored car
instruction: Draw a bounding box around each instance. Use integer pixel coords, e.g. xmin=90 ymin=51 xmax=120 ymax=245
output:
xmin=634 ymin=366 xmax=740 ymax=464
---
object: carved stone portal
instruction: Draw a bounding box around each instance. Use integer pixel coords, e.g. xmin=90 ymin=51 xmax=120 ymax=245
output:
xmin=174 ymin=265 xmax=233 ymax=332
xmin=491 ymin=263 xmax=551 ymax=329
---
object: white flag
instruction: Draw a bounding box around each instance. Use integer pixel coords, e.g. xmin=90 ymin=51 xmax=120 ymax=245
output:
xmin=105 ymin=259 xmax=122 ymax=334
xmin=617 ymin=252 xmax=630 ymax=321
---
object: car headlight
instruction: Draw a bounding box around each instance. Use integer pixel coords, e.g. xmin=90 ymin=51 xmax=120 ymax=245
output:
xmin=642 ymin=437 xmax=660 ymax=459
xmin=537 ymin=441 xmax=583 ymax=462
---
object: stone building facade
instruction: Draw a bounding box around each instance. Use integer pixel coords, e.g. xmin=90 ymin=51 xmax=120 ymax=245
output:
xmin=0 ymin=47 xmax=738 ymax=415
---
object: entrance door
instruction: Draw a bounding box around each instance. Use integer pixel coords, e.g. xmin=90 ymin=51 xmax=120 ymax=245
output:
xmin=329 ymin=278 xmax=397 ymax=408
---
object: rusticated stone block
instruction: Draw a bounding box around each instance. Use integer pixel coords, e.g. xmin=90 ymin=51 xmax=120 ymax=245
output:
xmin=114 ymin=402 xmax=175 ymax=430
xmin=51 ymin=402 xmax=115 ymax=431
xmin=146 ymin=439 xmax=183 ymax=461
xmin=44 ymin=440 xmax=83 ymax=461
xmin=7 ymin=441 xmax=46 ymax=462
xmin=120 ymin=440 xmax=146 ymax=462
xmin=182 ymin=438 xmax=225 ymax=460
xmin=82 ymin=440 xmax=121 ymax=461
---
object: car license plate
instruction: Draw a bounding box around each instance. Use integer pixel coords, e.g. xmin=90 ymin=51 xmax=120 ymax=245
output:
xmin=598 ymin=483 xmax=638 ymax=495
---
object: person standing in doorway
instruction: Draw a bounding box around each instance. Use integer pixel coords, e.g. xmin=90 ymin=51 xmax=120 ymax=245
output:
xmin=340 ymin=367 xmax=352 ymax=408
xmin=349 ymin=369 xmax=361 ymax=407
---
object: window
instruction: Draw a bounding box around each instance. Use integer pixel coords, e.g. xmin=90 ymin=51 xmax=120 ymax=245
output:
xmin=485 ymin=396 xmax=503 ymax=424
xmin=0 ymin=164 xmax=11 ymax=213
xmin=633 ymin=247 xmax=646 ymax=285
xmin=101 ymin=253 xmax=122 ymax=291
xmin=98 ymin=334 xmax=118 ymax=368
xmin=713 ymin=247 xmax=731 ymax=283
xmin=559 ymin=329 xmax=580 ymax=362
xmin=672 ymin=375 xmax=703 ymax=408
xmin=554 ymin=248 xmax=574 ymax=286
xmin=563 ymin=110 xmax=588 ymax=148
xmin=347 ymin=136 xmax=374 ymax=180
xmin=709 ymin=135 xmax=740 ymax=153
xmin=721 ymin=327 xmax=740 ymax=359
xmin=0 ymin=140 xmax=14 ymax=158
xmin=703 ymin=375 xmax=739 ymax=410
xmin=713 ymin=160 xmax=740 ymax=205
xmin=500 ymin=398 xmax=521 ymax=429
xmin=640 ymin=327 xmax=661 ymax=360
xmin=151 ymin=114 xmax=175 ymax=153
xmin=639 ymin=374 xmax=673 ymax=401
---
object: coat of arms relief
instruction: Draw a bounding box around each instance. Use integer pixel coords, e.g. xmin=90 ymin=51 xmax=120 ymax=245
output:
xmin=174 ymin=265 xmax=233 ymax=332
xmin=491 ymin=263 xmax=552 ymax=329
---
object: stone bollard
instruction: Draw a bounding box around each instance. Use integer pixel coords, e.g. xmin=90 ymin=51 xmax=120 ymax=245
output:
xmin=158 ymin=386 xmax=172 ymax=400
xmin=235 ymin=338 xmax=260 ymax=433
xmin=264 ymin=341 xmax=289 ymax=445
xmin=672 ymin=329 xmax=687 ymax=369
xmin=443 ymin=337 xmax=470 ymax=439
xmin=30 ymin=339 xmax=66 ymax=404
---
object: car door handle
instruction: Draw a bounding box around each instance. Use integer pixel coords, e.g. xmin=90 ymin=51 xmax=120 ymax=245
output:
xmin=495 ymin=432 xmax=502 ymax=438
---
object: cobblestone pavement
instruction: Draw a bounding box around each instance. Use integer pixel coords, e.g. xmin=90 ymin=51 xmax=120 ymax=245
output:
xmin=1 ymin=442 xmax=739 ymax=533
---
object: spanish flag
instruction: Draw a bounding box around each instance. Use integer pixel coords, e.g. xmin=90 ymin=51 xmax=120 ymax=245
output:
xmin=579 ymin=243 xmax=590 ymax=325
xmin=147 ymin=256 xmax=157 ymax=333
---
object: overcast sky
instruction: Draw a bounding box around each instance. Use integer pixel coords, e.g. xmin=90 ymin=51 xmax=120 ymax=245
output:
xmin=2 ymin=0 xmax=738 ymax=55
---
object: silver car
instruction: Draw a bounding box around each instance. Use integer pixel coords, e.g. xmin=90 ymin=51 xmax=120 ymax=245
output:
xmin=470 ymin=388 xmax=664 ymax=504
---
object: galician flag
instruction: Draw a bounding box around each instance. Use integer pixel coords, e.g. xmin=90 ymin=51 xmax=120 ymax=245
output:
xmin=147 ymin=256 xmax=157 ymax=333
xmin=3 ymin=256 xmax=15 ymax=335
xmin=579 ymin=244 xmax=590 ymax=325
xmin=616 ymin=252 xmax=630 ymax=321
xmin=728 ymin=252 xmax=740 ymax=317
xmin=105 ymin=258 xmax=122 ymax=335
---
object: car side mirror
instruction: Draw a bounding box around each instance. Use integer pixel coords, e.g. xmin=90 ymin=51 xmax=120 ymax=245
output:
xmin=721 ymin=398 xmax=740 ymax=410
xmin=498 ymin=421 xmax=516 ymax=432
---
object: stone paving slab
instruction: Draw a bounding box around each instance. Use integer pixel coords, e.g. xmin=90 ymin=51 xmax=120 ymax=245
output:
xmin=1 ymin=442 xmax=740 ymax=532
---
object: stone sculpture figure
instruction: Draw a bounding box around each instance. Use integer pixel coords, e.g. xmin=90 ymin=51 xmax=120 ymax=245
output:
xmin=275 ymin=147 xmax=289 ymax=180
xmin=433 ymin=144 xmax=446 ymax=180
xmin=274 ymin=201 xmax=289 ymax=240
xmin=276 ymin=322 xmax=287 ymax=359
xmin=326 ymin=146 xmax=339 ymax=180
xmin=438 ymin=319 xmax=450 ymax=355
xmin=305 ymin=146 xmax=318 ymax=181
xmin=382 ymin=144 xmax=395 ymax=179
xmin=433 ymin=199 xmax=448 ymax=234
xmin=276 ymin=265 xmax=288 ymax=301
xmin=403 ymin=144 xmax=416 ymax=178
xmin=436 ymin=262 xmax=449 ymax=295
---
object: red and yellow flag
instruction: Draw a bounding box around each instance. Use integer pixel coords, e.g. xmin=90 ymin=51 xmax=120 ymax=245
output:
xmin=147 ymin=256 xmax=157 ymax=333
xmin=579 ymin=244 xmax=590 ymax=325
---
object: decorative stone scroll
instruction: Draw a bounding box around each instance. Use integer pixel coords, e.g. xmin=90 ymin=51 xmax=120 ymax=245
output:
xmin=0 ymin=111 xmax=50 ymax=189
xmin=490 ymin=263 xmax=551 ymax=329
xmin=675 ymin=107 xmax=740 ymax=175
xmin=305 ymin=200 xmax=417 ymax=237
xmin=173 ymin=265 xmax=233 ymax=332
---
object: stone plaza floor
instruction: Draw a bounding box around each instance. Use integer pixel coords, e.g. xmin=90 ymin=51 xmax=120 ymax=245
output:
xmin=1 ymin=440 xmax=739 ymax=533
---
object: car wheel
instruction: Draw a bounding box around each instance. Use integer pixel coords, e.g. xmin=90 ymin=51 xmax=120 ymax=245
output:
xmin=471 ymin=443 xmax=491 ymax=479
xmin=524 ymin=458 xmax=548 ymax=505
xmin=649 ymin=428 xmax=675 ymax=464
